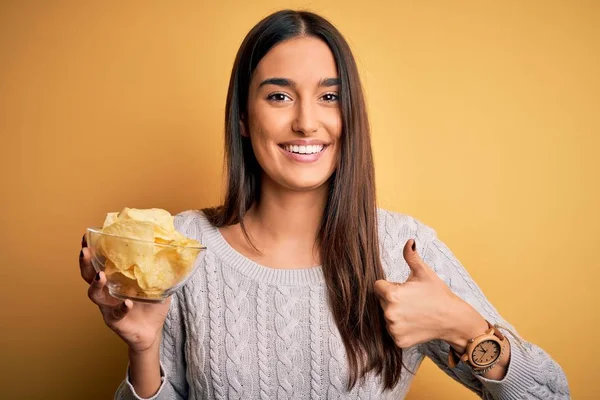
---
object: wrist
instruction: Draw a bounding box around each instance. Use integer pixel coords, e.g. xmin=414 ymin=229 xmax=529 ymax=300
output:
xmin=128 ymin=343 xmax=160 ymax=361
xmin=443 ymin=300 xmax=488 ymax=353
xmin=128 ymin=343 xmax=162 ymax=398
xmin=128 ymin=331 xmax=162 ymax=358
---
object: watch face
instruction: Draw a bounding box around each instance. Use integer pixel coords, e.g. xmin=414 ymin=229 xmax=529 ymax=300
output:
xmin=472 ymin=339 xmax=501 ymax=367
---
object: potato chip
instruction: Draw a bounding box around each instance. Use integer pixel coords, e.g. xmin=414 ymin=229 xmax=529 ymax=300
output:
xmin=99 ymin=220 xmax=155 ymax=272
xmin=104 ymin=259 xmax=118 ymax=275
xmin=102 ymin=212 xmax=119 ymax=229
xmin=154 ymin=226 xmax=176 ymax=245
xmin=108 ymin=270 xmax=145 ymax=298
xmin=99 ymin=207 xmax=202 ymax=296
xmin=118 ymin=208 xmax=175 ymax=232
xmin=134 ymin=251 xmax=176 ymax=291
xmin=105 ymin=259 xmax=136 ymax=279
xmin=170 ymin=239 xmax=200 ymax=275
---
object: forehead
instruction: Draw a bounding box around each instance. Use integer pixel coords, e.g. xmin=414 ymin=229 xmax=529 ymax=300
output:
xmin=253 ymin=36 xmax=338 ymax=84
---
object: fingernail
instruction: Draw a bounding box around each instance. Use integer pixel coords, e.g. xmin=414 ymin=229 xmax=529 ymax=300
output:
xmin=95 ymin=272 xmax=100 ymax=281
xmin=412 ymin=240 xmax=416 ymax=252
xmin=79 ymin=249 xmax=83 ymax=258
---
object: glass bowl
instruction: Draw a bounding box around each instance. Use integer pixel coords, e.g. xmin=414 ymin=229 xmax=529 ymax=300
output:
xmin=86 ymin=227 xmax=206 ymax=303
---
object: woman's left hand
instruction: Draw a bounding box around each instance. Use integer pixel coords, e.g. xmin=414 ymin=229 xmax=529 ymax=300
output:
xmin=374 ymin=239 xmax=486 ymax=350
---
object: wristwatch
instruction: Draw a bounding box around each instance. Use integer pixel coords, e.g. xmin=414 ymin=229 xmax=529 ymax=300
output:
xmin=448 ymin=320 xmax=507 ymax=375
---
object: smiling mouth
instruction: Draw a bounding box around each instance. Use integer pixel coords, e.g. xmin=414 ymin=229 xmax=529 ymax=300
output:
xmin=278 ymin=144 xmax=327 ymax=155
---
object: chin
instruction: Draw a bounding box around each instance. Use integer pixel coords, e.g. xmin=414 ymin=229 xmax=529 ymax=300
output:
xmin=280 ymin=173 xmax=332 ymax=192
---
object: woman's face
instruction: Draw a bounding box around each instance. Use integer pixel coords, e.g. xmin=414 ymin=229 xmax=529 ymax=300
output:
xmin=245 ymin=36 xmax=342 ymax=192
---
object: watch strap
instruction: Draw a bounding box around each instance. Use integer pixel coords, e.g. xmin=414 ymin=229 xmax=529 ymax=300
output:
xmin=448 ymin=345 xmax=461 ymax=368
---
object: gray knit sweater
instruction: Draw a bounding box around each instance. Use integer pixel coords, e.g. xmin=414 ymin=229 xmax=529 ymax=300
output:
xmin=115 ymin=209 xmax=570 ymax=399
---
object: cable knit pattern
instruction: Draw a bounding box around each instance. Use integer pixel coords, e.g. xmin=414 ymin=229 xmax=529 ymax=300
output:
xmin=327 ymin=312 xmax=347 ymax=399
xmin=256 ymin=282 xmax=272 ymax=400
xmin=205 ymin=251 xmax=226 ymax=400
xmin=115 ymin=209 xmax=570 ymax=400
xmin=162 ymin=297 xmax=176 ymax=367
xmin=274 ymin=286 xmax=305 ymax=399
xmin=185 ymin=216 xmax=210 ymax=399
xmin=223 ymin=271 xmax=253 ymax=399
xmin=309 ymin=286 xmax=323 ymax=399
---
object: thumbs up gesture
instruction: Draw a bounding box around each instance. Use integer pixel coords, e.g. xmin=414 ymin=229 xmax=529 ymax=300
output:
xmin=374 ymin=239 xmax=485 ymax=350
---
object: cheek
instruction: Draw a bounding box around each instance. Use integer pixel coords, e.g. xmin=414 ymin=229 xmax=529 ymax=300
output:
xmin=249 ymin=117 xmax=289 ymax=161
xmin=325 ymin=113 xmax=342 ymax=159
xmin=250 ymin=106 xmax=291 ymax=138
xmin=246 ymin=118 xmax=282 ymax=170
xmin=321 ymin=104 xmax=342 ymax=130
xmin=324 ymin=110 xmax=342 ymax=144
xmin=248 ymin=127 xmax=272 ymax=166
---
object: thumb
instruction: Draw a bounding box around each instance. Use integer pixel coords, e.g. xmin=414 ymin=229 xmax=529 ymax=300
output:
xmin=403 ymin=239 xmax=430 ymax=279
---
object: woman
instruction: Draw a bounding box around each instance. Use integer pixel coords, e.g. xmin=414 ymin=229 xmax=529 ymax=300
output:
xmin=79 ymin=10 xmax=569 ymax=400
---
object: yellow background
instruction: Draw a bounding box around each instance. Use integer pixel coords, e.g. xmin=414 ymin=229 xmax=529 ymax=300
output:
xmin=1 ymin=1 xmax=598 ymax=399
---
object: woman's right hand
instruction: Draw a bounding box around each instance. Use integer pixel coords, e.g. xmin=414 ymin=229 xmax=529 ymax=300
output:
xmin=79 ymin=234 xmax=171 ymax=354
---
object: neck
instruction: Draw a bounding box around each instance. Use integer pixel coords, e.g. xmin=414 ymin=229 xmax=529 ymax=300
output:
xmin=245 ymin=175 xmax=328 ymax=258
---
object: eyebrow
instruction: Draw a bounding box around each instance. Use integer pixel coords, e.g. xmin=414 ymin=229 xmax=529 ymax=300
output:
xmin=258 ymin=77 xmax=341 ymax=88
xmin=319 ymin=77 xmax=341 ymax=87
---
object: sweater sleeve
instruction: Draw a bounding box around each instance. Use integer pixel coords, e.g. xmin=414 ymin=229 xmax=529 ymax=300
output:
xmin=415 ymin=220 xmax=570 ymax=399
xmin=113 ymin=292 xmax=188 ymax=400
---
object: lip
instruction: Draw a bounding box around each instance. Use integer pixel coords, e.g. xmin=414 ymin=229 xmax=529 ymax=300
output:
xmin=278 ymin=139 xmax=330 ymax=146
xmin=278 ymin=143 xmax=328 ymax=163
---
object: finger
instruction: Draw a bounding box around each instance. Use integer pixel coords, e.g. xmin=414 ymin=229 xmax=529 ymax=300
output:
xmin=374 ymin=279 xmax=399 ymax=303
xmin=106 ymin=299 xmax=133 ymax=323
xmin=79 ymin=247 xmax=95 ymax=284
xmin=81 ymin=233 xmax=87 ymax=248
xmin=87 ymin=271 xmax=109 ymax=305
xmin=403 ymin=239 xmax=431 ymax=279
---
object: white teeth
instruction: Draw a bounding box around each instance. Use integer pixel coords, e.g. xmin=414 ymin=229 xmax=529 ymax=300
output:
xmin=283 ymin=144 xmax=325 ymax=154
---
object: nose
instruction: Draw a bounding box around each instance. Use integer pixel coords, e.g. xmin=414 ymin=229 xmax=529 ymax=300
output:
xmin=292 ymin=100 xmax=319 ymax=135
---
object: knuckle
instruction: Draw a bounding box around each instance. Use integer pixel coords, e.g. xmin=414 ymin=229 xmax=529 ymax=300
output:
xmin=87 ymin=284 xmax=99 ymax=302
xmin=383 ymin=309 xmax=395 ymax=322
xmin=384 ymin=291 xmax=397 ymax=303
xmin=388 ymin=322 xmax=400 ymax=334
xmin=394 ymin=337 xmax=410 ymax=348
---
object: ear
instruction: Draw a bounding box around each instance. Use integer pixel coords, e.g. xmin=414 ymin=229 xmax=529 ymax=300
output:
xmin=239 ymin=117 xmax=249 ymax=137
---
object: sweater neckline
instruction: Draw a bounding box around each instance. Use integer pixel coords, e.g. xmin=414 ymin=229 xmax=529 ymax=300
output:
xmin=196 ymin=211 xmax=325 ymax=286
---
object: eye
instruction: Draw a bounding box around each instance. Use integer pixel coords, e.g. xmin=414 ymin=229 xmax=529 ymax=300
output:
xmin=320 ymin=92 xmax=339 ymax=103
xmin=267 ymin=93 xmax=292 ymax=102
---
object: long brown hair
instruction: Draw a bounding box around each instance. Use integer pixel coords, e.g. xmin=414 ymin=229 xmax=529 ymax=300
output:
xmin=203 ymin=10 xmax=403 ymax=390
